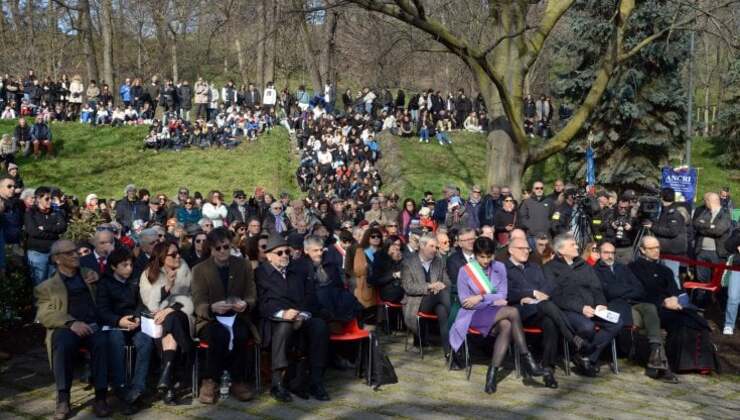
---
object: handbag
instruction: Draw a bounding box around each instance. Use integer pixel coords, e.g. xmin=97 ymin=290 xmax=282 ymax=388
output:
xmin=370 ymin=334 xmax=398 ymax=389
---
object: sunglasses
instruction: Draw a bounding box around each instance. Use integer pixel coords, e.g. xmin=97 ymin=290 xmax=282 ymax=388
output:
xmin=533 ymin=187 xmax=544 ymax=190
xmin=167 ymin=251 xmax=180 ymax=258
xmin=212 ymin=245 xmax=230 ymax=252
xmin=185 ymin=201 xmax=193 ymax=205
xmin=370 ymin=234 xmax=382 ymax=239
xmin=271 ymin=249 xmax=289 ymax=257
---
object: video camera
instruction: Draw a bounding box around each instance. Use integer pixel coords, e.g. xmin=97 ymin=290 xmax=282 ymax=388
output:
xmin=637 ymin=195 xmax=661 ymax=222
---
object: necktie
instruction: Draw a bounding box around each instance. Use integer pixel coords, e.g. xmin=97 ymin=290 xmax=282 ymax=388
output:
xmin=98 ymin=256 xmax=106 ymax=274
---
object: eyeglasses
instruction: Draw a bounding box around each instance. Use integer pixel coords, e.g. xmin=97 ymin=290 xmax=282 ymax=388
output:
xmin=533 ymin=187 xmax=544 ymax=190
xmin=166 ymin=251 xmax=180 ymax=258
xmin=237 ymin=227 xmax=247 ymax=231
xmin=212 ymin=245 xmax=230 ymax=252
xmin=511 ymin=246 xmax=531 ymax=252
xmin=185 ymin=201 xmax=193 ymax=205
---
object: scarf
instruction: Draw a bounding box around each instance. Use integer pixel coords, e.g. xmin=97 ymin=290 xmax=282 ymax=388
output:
xmin=462 ymin=260 xmax=495 ymax=295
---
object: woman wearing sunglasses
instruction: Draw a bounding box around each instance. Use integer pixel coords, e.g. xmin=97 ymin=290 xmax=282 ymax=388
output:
xmin=139 ymin=241 xmax=194 ymax=405
xmin=347 ymin=227 xmax=383 ymax=310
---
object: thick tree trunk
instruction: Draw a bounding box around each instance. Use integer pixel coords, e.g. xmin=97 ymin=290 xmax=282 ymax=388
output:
xmin=486 ymin=117 xmax=526 ymax=198
xmin=171 ymin=39 xmax=179 ymax=83
xmin=235 ymin=38 xmax=247 ymax=85
xmin=100 ymin=0 xmax=115 ymax=87
xmin=26 ymin=0 xmax=35 ymax=68
xmin=295 ymin=0 xmax=322 ymax=92
xmin=264 ymin=0 xmax=279 ymax=84
xmin=323 ymin=12 xmax=338 ymax=89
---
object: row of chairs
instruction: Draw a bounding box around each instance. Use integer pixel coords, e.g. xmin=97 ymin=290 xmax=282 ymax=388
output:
xmin=400 ymin=310 xmax=620 ymax=379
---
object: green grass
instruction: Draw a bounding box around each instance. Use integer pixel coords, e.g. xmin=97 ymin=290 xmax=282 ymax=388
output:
xmin=385 ymin=131 xmax=738 ymax=200
xmin=0 ymin=120 xmax=298 ymax=200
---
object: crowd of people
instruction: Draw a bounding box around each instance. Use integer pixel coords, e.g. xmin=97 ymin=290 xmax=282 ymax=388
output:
xmin=1 ymin=161 xmax=738 ymax=419
xmin=1 ymin=71 xmax=739 ymax=420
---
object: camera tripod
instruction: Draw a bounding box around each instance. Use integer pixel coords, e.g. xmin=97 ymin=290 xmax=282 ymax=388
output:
xmin=631 ymin=224 xmax=652 ymax=260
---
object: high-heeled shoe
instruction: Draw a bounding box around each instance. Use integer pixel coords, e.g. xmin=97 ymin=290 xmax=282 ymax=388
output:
xmin=521 ymin=353 xmax=547 ymax=377
xmin=484 ymin=365 xmax=500 ymax=394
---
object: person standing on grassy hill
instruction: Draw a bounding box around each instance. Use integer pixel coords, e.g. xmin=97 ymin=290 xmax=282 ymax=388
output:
xmin=115 ymin=184 xmax=145 ymax=232
xmin=25 ymin=186 xmax=68 ymax=286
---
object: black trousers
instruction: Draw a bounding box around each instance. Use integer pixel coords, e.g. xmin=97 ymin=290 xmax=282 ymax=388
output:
xmin=199 ymin=320 xmax=250 ymax=381
xmin=418 ymin=289 xmax=451 ymax=353
xmin=52 ymin=328 xmax=108 ymax=395
xmin=565 ymin=311 xmax=623 ymax=363
xmin=523 ymin=301 xmax=575 ymax=368
xmin=270 ymin=318 xmax=329 ymax=375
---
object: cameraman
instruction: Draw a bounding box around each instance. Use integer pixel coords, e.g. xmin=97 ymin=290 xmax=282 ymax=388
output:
xmin=641 ymin=188 xmax=688 ymax=288
xmin=604 ymin=197 xmax=637 ymax=263
xmin=590 ymin=192 xmax=611 ymax=243
xmin=549 ymin=189 xmax=575 ymax=238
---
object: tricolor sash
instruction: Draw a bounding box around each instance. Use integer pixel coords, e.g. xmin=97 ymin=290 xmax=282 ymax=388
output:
xmin=462 ymin=260 xmax=495 ymax=295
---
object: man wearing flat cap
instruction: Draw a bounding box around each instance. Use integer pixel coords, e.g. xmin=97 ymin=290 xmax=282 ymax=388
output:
xmin=255 ymin=234 xmax=330 ymax=403
xmin=227 ymin=190 xmax=250 ymax=225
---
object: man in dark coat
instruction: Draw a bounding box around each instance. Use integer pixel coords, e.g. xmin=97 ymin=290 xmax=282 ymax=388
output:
xmin=114 ymin=184 xmax=144 ymax=232
xmin=544 ymin=233 xmax=623 ymax=376
xmin=595 ymin=241 xmax=676 ymax=382
xmin=255 ymin=235 xmax=330 ymax=403
xmin=227 ymin=190 xmax=250 ymax=225
xmin=507 ymin=237 xmax=579 ymax=370
xmin=302 ymin=235 xmax=360 ymax=322
xmin=629 ymin=236 xmax=714 ymax=373
xmin=642 ymin=187 xmax=688 ymax=288
xmin=79 ymin=229 xmax=115 ymax=277
xmin=692 ymin=192 xmax=732 ymax=282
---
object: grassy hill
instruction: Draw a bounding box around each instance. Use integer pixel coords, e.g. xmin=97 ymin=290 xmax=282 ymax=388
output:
xmin=0 ymin=120 xmax=299 ymax=200
xmin=379 ymin=131 xmax=739 ymax=200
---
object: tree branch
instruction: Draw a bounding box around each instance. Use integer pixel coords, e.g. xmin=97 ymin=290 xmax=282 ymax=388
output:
xmin=477 ymin=25 xmax=533 ymax=59
xmin=524 ymin=0 xmax=575 ymax=70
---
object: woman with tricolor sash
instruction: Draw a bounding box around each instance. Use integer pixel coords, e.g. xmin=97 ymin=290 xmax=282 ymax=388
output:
xmin=449 ymin=237 xmax=548 ymax=394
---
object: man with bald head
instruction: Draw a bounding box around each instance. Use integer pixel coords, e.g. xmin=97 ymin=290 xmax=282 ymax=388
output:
xmin=496 ymin=228 xmax=542 ymax=265
xmin=595 ymin=241 xmax=676 ymax=382
xmin=36 ymin=239 xmax=112 ymax=418
xmin=692 ymin=192 xmax=732 ymax=282
xmin=506 ymin=237 xmax=579 ymax=379
xmin=629 ymin=236 xmax=715 ymax=372
xmin=80 ymin=229 xmax=115 ymax=277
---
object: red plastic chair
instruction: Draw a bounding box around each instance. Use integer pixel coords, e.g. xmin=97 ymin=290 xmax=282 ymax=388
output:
xmin=404 ymin=311 xmax=439 ymax=359
xmin=376 ymin=290 xmax=404 ymax=334
xmin=660 ymin=254 xmax=740 ymax=296
xmin=330 ymin=319 xmax=373 ymax=385
xmin=192 ymin=338 xmax=261 ymax=397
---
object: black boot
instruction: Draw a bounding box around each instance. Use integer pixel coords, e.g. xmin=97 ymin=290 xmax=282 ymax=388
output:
xmin=484 ymin=365 xmax=500 ymax=394
xmin=157 ymin=361 xmax=173 ymax=391
xmin=521 ymin=353 xmax=547 ymax=377
xmin=543 ymin=370 xmax=558 ymax=389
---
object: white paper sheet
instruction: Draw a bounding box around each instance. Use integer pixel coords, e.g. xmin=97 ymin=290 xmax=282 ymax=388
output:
xmin=594 ymin=307 xmax=621 ymax=324
xmin=217 ymin=315 xmax=237 ymax=350
xmin=141 ymin=316 xmax=163 ymax=338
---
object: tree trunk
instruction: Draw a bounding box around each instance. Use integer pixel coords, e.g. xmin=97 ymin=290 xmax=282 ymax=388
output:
xmin=264 ymin=0 xmax=279 ymax=84
xmin=100 ymin=0 xmax=115 ymax=87
xmin=235 ymin=38 xmax=247 ymax=85
xmin=256 ymin=0 xmax=267 ymax=88
xmin=324 ymin=12 xmax=338 ymax=89
xmin=26 ymin=0 xmax=35 ymax=68
xmin=486 ymin=118 xmax=526 ymax=198
xmin=79 ymin=0 xmax=99 ymax=82
xmin=295 ymin=0 xmax=322 ymax=92
xmin=171 ymin=38 xmax=179 ymax=83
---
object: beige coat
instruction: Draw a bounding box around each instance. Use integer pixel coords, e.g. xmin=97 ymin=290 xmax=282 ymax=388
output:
xmin=34 ymin=271 xmax=95 ymax=366
xmin=139 ymin=263 xmax=195 ymax=336
xmin=401 ymin=253 xmax=450 ymax=334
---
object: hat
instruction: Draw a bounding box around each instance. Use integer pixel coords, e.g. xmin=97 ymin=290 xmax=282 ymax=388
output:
xmin=622 ymin=189 xmax=637 ymax=200
xmin=85 ymin=194 xmax=98 ymax=205
xmin=287 ymin=232 xmax=305 ymax=249
xmin=264 ymin=234 xmax=288 ymax=252
xmin=124 ymin=184 xmax=136 ymax=194
xmin=7 ymin=163 xmax=18 ymax=171
xmin=233 ymin=190 xmax=246 ymax=198
xmin=185 ymin=224 xmax=203 ymax=236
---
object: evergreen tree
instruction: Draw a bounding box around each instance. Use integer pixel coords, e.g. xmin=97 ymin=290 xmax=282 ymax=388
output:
xmin=553 ymin=0 xmax=689 ymax=190
xmin=711 ymin=57 xmax=740 ymax=169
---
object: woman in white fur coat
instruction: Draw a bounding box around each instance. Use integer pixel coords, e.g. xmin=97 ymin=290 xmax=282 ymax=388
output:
xmin=139 ymin=241 xmax=194 ymax=405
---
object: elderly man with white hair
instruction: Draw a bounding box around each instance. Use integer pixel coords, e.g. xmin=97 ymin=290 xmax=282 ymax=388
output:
xmin=132 ymin=228 xmax=161 ymax=281
xmin=544 ymin=233 xmax=623 ymax=377
xmin=80 ymin=228 xmax=116 ymax=277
